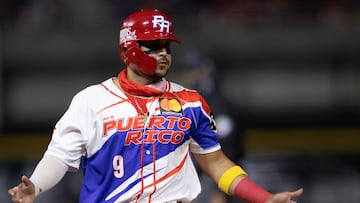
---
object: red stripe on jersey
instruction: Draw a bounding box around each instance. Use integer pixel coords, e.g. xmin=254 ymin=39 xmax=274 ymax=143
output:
xmin=148 ymin=143 xmax=157 ymax=203
xmin=167 ymin=89 xmax=212 ymax=116
xmin=133 ymin=151 xmax=189 ymax=197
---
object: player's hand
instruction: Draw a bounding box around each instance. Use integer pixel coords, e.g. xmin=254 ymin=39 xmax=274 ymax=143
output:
xmin=8 ymin=175 xmax=36 ymax=203
xmin=265 ymin=188 xmax=303 ymax=203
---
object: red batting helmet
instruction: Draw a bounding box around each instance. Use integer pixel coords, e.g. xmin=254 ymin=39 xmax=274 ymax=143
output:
xmin=119 ymin=9 xmax=181 ymax=75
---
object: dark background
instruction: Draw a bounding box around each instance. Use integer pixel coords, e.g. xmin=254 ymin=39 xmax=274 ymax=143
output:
xmin=1 ymin=0 xmax=360 ymax=202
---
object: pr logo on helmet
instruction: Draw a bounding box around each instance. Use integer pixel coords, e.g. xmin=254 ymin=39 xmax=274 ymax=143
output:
xmin=119 ymin=28 xmax=136 ymax=44
xmin=152 ymin=15 xmax=171 ymax=33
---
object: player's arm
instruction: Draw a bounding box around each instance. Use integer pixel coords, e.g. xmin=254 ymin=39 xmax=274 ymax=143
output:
xmin=8 ymin=154 xmax=69 ymax=203
xmin=192 ymin=149 xmax=303 ymax=203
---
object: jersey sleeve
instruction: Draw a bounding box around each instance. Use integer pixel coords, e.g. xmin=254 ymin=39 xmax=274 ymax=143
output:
xmin=188 ymin=93 xmax=221 ymax=154
xmin=44 ymin=90 xmax=91 ymax=170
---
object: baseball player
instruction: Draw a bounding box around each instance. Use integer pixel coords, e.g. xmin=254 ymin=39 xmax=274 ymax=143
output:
xmin=8 ymin=9 xmax=303 ymax=203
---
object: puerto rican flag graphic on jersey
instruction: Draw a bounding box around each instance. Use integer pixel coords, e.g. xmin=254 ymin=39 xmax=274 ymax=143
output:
xmin=44 ymin=77 xmax=221 ymax=203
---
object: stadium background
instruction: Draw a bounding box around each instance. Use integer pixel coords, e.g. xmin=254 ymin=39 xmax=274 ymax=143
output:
xmin=1 ymin=0 xmax=359 ymax=202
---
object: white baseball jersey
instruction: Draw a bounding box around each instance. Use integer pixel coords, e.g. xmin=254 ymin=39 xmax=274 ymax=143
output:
xmin=44 ymin=77 xmax=221 ymax=203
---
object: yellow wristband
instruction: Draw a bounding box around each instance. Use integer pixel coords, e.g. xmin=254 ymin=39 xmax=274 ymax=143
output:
xmin=218 ymin=166 xmax=248 ymax=194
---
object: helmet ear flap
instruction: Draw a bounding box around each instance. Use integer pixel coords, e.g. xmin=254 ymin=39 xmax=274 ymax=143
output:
xmin=124 ymin=41 xmax=157 ymax=75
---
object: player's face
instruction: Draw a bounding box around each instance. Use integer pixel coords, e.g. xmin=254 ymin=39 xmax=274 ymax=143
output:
xmin=139 ymin=39 xmax=172 ymax=77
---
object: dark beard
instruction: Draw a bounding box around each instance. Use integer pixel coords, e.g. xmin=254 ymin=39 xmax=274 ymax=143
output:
xmin=132 ymin=66 xmax=167 ymax=83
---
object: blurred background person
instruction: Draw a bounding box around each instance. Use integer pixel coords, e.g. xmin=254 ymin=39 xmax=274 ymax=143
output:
xmin=179 ymin=51 xmax=247 ymax=203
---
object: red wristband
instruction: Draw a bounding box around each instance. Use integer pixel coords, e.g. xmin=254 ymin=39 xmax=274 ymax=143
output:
xmin=233 ymin=177 xmax=272 ymax=203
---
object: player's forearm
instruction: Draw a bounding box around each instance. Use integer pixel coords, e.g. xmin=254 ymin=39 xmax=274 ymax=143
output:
xmin=29 ymin=154 xmax=69 ymax=196
xmin=231 ymin=175 xmax=271 ymax=203
xmin=218 ymin=166 xmax=271 ymax=203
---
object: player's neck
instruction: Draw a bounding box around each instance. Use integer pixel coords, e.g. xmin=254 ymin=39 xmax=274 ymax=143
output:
xmin=116 ymin=69 xmax=165 ymax=97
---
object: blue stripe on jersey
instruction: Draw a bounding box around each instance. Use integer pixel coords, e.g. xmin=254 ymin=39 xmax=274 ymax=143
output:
xmin=184 ymin=106 xmax=219 ymax=149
